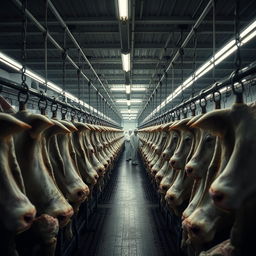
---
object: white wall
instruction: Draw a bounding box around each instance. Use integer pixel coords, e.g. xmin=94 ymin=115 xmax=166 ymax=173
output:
xmin=122 ymin=121 xmax=138 ymax=131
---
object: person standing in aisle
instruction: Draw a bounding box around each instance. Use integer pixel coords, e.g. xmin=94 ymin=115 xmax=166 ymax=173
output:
xmin=130 ymin=128 xmax=139 ymax=165
xmin=125 ymin=130 xmax=132 ymax=161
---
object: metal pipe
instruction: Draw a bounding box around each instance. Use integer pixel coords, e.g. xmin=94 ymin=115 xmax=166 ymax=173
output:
xmin=139 ymin=61 xmax=256 ymax=128
xmin=47 ymin=0 xmax=121 ymax=118
xmin=138 ymin=0 xmax=214 ymax=119
xmin=11 ymin=0 xmax=122 ymax=121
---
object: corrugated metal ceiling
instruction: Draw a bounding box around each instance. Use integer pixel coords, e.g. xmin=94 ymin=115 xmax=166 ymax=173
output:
xmin=0 ymin=0 xmax=255 ymax=121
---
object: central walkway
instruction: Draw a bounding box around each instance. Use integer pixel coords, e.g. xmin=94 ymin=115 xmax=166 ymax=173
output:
xmin=77 ymin=152 xmax=177 ymax=256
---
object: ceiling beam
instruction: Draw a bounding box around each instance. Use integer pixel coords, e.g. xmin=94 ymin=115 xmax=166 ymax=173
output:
xmin=0 ymin=17 xmax=249 ymax=26
xmin=0 ymin=30 xmax=234 ymax=36
xmin=24 ymin=58 xmax=254 ymax=65
xmin=30 ymin=66 xmax=236 ymax=71
xmin=2 ymin=43 xmax=255 ymax=51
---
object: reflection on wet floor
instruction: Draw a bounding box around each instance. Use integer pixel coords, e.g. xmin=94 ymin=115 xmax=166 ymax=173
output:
xmin=77 ymin=152 xmax=177 ymax=256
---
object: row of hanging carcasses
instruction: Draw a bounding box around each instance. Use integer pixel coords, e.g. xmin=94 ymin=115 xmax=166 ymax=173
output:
xmin=0 ymin=99 xmax=124 ymax=256
xmin=138 ymin=101 xmax=256 ymax=256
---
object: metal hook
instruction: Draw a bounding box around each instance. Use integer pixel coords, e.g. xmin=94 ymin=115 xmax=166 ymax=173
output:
xmin=38 ymin=92 xmax=48 ymax=115
xmin=61 ymin=104 xmax=67 ymax=120
xmin=189 ymin=101 xmax=196 ymax=116
xmin=230 ymin=69 xmax=244 ymax=103
xmin=51 ymin=97 xmax=58 ymax=118
xmin=212 ymin=83 xmax=221 ymax=109
xmin=199 ymin=90 xmax=207 ymax=114
xmin=18 ymin=83 xmax=29 ymax=111
xmin=175 ymin=109 xmax=181 ymax=120
xmin=182 ymin=106 xmax=188 ymax=118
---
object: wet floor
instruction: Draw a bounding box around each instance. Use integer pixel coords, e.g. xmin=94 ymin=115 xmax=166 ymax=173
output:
xmin=77 ymin=152 xmax=178 ymax=256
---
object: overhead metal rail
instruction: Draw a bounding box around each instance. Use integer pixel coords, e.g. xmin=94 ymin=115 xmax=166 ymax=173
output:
xmin=0 ymin=77 xmax=122 ymax=129
xmin=138 ymin=61 xmax=256 ymax=128
xmin=139 ymin=62 xmax=256 ymax=129
xmin=137 ymin=0 xmax=214 ymax=120
xmin=47 ymin=0 xmax=121 ymax=118
xmin=12 ymin=0 xmax=122 ymax=123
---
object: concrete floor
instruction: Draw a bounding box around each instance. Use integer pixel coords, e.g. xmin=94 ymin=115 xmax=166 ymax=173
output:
xmin=77 ymin=152 xmax=178 ymax=256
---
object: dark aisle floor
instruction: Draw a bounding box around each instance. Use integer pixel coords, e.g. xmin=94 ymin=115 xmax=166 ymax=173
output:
xmin=77 ymin=151 xmax=178 ymax=256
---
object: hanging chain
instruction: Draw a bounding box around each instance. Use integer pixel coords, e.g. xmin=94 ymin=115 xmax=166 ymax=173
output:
xmin=231 ymin=0 xmax=244 ymax=103
xmin=192 ymin=30 xmax=197 ymax=97
xmin=171 ymin=65 xmax=174 ymax=110
xmin=44 ymin=0 xmax=48 ymax=93
xmin=234 ymin=0 xmax=241 ymax=70
xmin=88 ymin=80 xmax=91 ymax=115
xmin=62 ymin=28 xmax=67 ymax=100
xmin=21 ymin=0 xmax=27 ymax=80
xmin=180 ymin=47 xmax=184 ymax=102
xmin=212 ymin=0 xmax=216 ymax=83
xmin=165 ymin=72 xmax=168 ymax=113
xmin=18 ymin=0 xmax=29 ymax=108
xmin=158 ymin=74 xmax=162 ymax=116
xmin=77 ymin=49 xmax=81 ymax=107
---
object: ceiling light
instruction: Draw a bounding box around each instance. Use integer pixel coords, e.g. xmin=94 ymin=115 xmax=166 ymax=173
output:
xmin=26 ymin=70 xmax=45 ymax=84
xmin=121 ymin=110 xmax=138 ymax=113
xmin=240 ymin=20 xmax=256 ymax=38
xmin=0 ymin=51 xmax=120 ymax=125
xmin=141 ymin=18 xmax=256 ymax=124
xmin=0 ymin=52 xmax=22 ymax=71
xmin=116 ymin=99 xmax=127 ymax=103
xmin=121 ymin=53 xmax=130 ymax=72
xmin=127 ymin=100 xmax=131 ymax=106
xmin=123 ymin=117 xmax=136 ymax=120
xmin=131 ymin=88 xmax=146 ymax=91
xmin=111 ymin=88 xmax=125 ymax=91
xmin=241 ymin=29 xmax=256 ymax=44
xmin=117 ymin=99 xmax=142 ymax=103
xmin=126 ymin=85 xmax=131 ymax=94
xmin=118 ymin=0 xmax=129 ymax=20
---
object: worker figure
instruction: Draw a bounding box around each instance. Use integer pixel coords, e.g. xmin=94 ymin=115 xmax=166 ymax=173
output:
xmin=130 ymin=128 xmax=139 ymax=165
xmin=125 ymin=130 xmax=132 ymax=161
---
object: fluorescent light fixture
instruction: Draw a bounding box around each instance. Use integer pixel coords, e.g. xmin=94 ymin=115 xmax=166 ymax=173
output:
xmin=111 ymin=87 xmax=146 ymax=92
xmin=123 ymin=117 xmax=136 ymax=120
xmin=131 ymin=99 xmax=142 ymax=103
xmin=131 ymin=87 xmax=146 ymax=91
xmin=0 ymin=51 xmax=120 ymax=125
xmin=0 ymin=52 xmax=22 ymax=71
xmin=26 ymin=70 xmax=45 ymax=84
xmin=127 ymin=100 xmax=131 ymax=106
xmin=214 ymin=46 xmax=237 ymax=66
xmin=111 ymin=87 xmax=125 ymax=91
xmin=118 ymin=0 xmax=129 ymax=20
xmin=126 ymin=85 xmax=131 ymax=94
xmin=121 ymin=53 xmax=130 ymax=72
xmin=121 ymin=110 xmax=138 ymax=114
xmin=141 ymin=18 xmax=256 ymax=124
xmin=240 ymin=20 xmax=256 ymax=38
xmin=116 ymin=99 xmax=128 ymax=103
xmin=241 ymin=29 xmax=256 ymax=44
xmin=117 ymin=99 xmax=142 ymax=103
